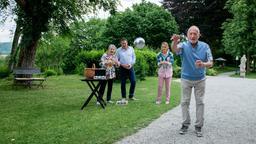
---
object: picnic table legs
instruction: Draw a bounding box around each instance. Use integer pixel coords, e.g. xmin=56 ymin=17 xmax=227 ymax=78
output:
xmin=81 ymin=81 xmax=106 ymax=110
xmin=91 ymin=81 xmax=106 ymax=106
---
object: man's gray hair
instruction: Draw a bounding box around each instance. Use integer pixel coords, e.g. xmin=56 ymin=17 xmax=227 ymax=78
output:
xmin=187 ymin=25 xmax=200 ymax=34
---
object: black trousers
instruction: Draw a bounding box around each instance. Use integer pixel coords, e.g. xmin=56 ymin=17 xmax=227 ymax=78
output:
xmin=98 ymin=79 xmax=114 ymax=101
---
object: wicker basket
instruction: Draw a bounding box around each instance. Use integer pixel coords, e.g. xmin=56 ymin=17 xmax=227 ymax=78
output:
xmin=84 ymin=64 xmax=96 ymax=79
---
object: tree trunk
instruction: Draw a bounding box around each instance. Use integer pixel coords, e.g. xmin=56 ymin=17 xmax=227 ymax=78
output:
xmin=8 ymin=23 xmax=22 ymax=72
xmin=17 ymin=38 xmax=39 ymax=69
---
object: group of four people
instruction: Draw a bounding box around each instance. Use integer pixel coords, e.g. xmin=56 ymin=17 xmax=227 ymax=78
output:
xmin=98 ymin=25 xmax=213 ymax=137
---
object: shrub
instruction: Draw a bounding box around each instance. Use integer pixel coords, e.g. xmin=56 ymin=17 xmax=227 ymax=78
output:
xmin=62 ymin=45 xmax=81 ymax=74
xmin=206 ymin=68 xmax=217 ymax=76
xmin=134 ymin=51 xmax=149 ymax=80
xmin=135 ymin=48 xmax=158 ymax=76
xmin=173 ymin=65 xmax=181 ymax=78
xmin=36 ymin=34 xmax=70 ymax=74
xmin=0 ymin=65 xmax=10 ymax=78
xmin=76 ymin=50 xmax=105 ymax=69
xmin=75 ymin=63 xmax=86 ymax=76
xmin=44 ymin=69 xmax=57 ymax=77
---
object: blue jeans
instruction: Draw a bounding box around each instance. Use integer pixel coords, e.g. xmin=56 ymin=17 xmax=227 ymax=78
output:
xmin=120 ymin=67 xmax=136 ymax=98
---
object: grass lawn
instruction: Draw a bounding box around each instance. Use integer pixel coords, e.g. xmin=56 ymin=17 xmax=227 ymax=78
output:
xmin=0 ymin=75 xmax=181 ymax=144
xmin=214 ymin=66 xmax=236 ymax=74
xmin=230 ymin=71 xmax=256 ymax=79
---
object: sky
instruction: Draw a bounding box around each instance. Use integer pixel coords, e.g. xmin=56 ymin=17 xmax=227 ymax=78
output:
xmin=0 ymin=0 xmax=162 ymax=43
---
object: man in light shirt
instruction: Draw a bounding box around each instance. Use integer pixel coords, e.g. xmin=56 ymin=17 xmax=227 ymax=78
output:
xmin=116 ymin=38 xmax=137 ymax=102
xmin=171 ymin=26 xmax=213 ymax=137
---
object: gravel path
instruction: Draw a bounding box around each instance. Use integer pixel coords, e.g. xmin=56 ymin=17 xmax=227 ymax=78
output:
xmin=116 ymin=73 xmax=256 ymax=144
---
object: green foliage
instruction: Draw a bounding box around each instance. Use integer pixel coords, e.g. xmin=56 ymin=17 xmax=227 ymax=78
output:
xmin=206 ymin=68 xmax=218 ymax=76
xmin=36 ymin=33 xmax=70 ymax=74
xmin=0 ymin=57 xmax=4 ymax=66
xmin=76 ymin=50 xmax=105 ymax=69
xmin=1 ymin=0 xmax=118 ymax=69
xmin=44 ymin=69 xmax=57 ymax=77
xmin=169 ymin=51 xmax=181 ymax=78
xmin=173 ymin=65 xmax=181 ymax=78
xmin=135 ymin=48 xmax=158 ymax=76
xmin=231 ymin=71 xmax=256 ymax=79
xmin=214 ymin=66 xmax=236 ymax=74
xmin=2 ymin=0 xmax=118 ymax=37
xmin=0 ymin=0 xmax=8 ymax=9
xmin=62 ymin=45 xmax=81 ymax=74
xmin=162 ymin=0 xmax=231 ymax=58
xmin=75 ymin=63 xmax=86 ymax=76
xmin=0 ymin=57 xmax=9 ymax=78
xmin=69 ymin=19 xmax=108 ymax=51
xmin=104 ymin=2 xmax=178 ymax=49
xmin=134 ymin=50 xmax=149 ymax=80
xmin=0 ymin=65 xmax=9 ymax=78
xmin=222 ymin=0 xmax=256 ymax=59
xmin=62 ymin=19 xmax=110 ymax=74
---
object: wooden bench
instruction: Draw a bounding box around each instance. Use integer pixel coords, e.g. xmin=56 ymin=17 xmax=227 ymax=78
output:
xmin=13 ymin=68 xmax=46 ymax=88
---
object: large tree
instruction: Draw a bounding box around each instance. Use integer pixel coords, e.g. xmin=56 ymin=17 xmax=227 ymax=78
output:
xmin=162 ymin=0 xmax=231 ymax=57
xmin=0 ymin=0 xmax=117 ymax=70
xmin=222 ymin=0 xmax=256 ymax=71
xmin=104 ymin=2 xmax=178 ymax=49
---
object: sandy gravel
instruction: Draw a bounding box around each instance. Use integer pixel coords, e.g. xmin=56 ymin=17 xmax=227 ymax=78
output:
xmin=116 ymin=73 xmax=256 ymax=144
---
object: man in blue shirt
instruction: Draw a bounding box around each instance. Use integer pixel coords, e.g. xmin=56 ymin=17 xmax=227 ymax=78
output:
xmin=116 ymin=38 xmax=137 ymax=102
xmin=171 ymin=26 xmax=213 ymax=137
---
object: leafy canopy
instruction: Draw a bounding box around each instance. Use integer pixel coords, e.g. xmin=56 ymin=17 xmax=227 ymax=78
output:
xmin=222 ymin=0 xmax=256 ymax=57
xmin=69 ymin=18 xmax=108 ymax=51
xmin=162 ymin=0 xmax=231 ymax=57
xmin=104 ymin=2 xmax=178 ymax=49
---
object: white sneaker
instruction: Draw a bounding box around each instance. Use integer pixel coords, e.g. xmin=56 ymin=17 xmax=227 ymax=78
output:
xmin=107 ymin=100 xmax=114 ymax=104
xmin=96 ymin=101 xmax=100 ymax=105
xmin=156 ymin=101 xmax=161 ymax=104
xmin=165 ymin=101 xmax=170 ymax=104
xmin=121 ymin=98 xmax=127 ymax=102
xmin=116 ymin=98 xmax=128 ymax=105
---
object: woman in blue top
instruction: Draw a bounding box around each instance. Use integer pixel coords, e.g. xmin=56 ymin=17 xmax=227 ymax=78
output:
xmin=156 ymin=42 xmax=174 ymax=105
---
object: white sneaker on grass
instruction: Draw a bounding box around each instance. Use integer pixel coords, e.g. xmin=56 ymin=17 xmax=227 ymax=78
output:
xmin=107 ymin=100 xmax=114 ymax=104
xmin=116 ymin=98 xmax=128 ymax=105
xmin=129 ymin=97 xmax=139 ymax=101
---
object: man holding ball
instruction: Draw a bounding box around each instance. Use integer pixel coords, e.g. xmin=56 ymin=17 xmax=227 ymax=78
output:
xmin=171 ymin=25 xmax=213 ymax=137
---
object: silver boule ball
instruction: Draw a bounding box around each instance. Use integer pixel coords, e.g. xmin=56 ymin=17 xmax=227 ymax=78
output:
xmin=134 ymin=37 xmax=145 ymax=49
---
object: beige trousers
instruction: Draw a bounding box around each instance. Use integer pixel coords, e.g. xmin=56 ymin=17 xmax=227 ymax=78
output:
xmin=181 ymin=78 xmax=206 ymax=128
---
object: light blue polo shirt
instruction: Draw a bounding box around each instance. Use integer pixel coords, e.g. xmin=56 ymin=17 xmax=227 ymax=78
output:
xmin=116 ymin=46 xmax=136 ymax=65
xmin=177 ymin=41 xmax=213 ymax=80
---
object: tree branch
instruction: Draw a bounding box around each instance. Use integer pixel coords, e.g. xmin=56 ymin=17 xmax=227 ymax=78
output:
xmin=15 ymin=0 xmax=26 ymax=10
